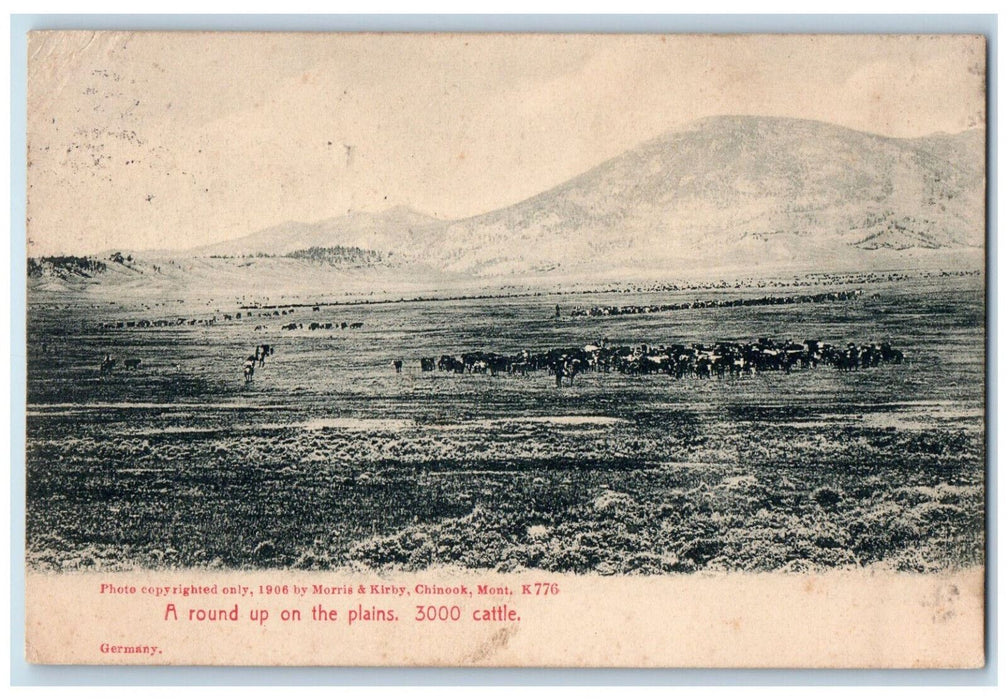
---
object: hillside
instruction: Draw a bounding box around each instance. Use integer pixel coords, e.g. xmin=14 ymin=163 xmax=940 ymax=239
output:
xmin=426 ymin=116 xmax=985 ymax=275
xmin=182 ymin=116 xmax=984 ymax=278
xmin=31 ymin=115 xmax=985 ymax=296
xmin=187 ymin=206 xmax=444 ymax=258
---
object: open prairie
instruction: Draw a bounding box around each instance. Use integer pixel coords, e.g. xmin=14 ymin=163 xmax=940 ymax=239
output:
xmin=25 ymin=272 xmax=984 ymax=574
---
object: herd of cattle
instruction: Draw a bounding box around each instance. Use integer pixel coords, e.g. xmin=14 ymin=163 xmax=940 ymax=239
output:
xmin=418 ymin=338 xmax=904 ymax=386
xmin=98 ymin=315 xmax=364 ymax=331
xmin=281 ymin=321 xmax=364 ymax=331
xmin=568 ymin=289 xmax=864 ymax=318
xmin=97 ymin=336 xmax=904 ymax=386
xmin=98 ymin=317 xmax=216 ymax=329
xmin=90 ymin=289 xmax=900 ymax=388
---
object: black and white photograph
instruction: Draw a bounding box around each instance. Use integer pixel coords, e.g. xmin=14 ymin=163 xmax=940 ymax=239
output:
xmin=22 ymin=31 xmax=987 ymax=667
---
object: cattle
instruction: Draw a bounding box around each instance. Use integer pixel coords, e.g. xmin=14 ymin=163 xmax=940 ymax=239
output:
xmin=553 ymin=361 xmax=564 ymax=388
xmin=425 ymin=336 xmax=904 ymax=386
xmin=563 ymin=357 xmax=582 ymax=386
xmin=438 ymin=355 xmax=465 ymax=373
xmin=420 ymin=357 xmax=435 ymax=372
xmin=393 ymin=359 xmax=403 ymax=374
xmin=568 ymin=290 xmax=864 ymax=319
xmin=123 ymin=358 xmax=141 ymax=371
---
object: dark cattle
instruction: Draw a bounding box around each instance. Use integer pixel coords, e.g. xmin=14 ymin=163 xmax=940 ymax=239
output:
xmin=880 ymin=342 xmax=903 ymax=364
xmin=438 ymin=355 xmax=465 ymax=373
xmin=568 ymin=289 xmax=864 ymax=320
xmin=123 ymin=358 xmax=141 ymax=370
xmin=349 ymin=322 xmax=363 ymax=329
xmin=563 ymin=357 xmax=582 ymax=386
xmin=393 ymin=359 xmax=403 ymax=374
xmin=427 ymin=336 xmax=903 ymax=386
xmin=420 ymin=357 xmax=435 ymax=372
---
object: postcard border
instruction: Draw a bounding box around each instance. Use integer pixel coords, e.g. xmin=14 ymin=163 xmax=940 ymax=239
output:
xmin=7 ymin=12 xmax=999 ymax=686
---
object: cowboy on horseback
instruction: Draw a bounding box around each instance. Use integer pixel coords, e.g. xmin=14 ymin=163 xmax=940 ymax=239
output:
xmin=100 ymin=354 xmax=116 ymax=377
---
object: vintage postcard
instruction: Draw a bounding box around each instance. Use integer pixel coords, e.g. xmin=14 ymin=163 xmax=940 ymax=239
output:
xmin=24 ymin=32 xmax=986 ymax=667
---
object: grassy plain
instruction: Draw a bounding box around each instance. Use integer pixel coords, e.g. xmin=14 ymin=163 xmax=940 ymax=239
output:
xmin=25 ymin=273 xmax=984 ymax=573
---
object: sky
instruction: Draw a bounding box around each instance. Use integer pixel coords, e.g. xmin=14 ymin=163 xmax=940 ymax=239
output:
xmin=25 ymin=32 xmax=986 ymax=255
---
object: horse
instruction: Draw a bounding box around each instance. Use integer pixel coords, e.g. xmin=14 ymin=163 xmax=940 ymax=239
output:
xmin=256 ymin=344 xmax=273 ymax=367
xmin=99 ymin=356 xmax=116 ymax=376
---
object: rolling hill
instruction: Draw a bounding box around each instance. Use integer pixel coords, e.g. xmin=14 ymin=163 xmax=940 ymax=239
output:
xmin=32 ymin=115 xmax=986 ymax=295
xmin=188 ymin=115 xmax=985 ymax=277
xmin=424 ymin=115 xmax=985 ymax=275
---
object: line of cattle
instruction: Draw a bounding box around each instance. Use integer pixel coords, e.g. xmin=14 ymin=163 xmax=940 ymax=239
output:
xmin=97 ymin=317 xmax=365 ymax=330
xmin=568 ymin=289 xmax=864 ymax=318
xmin=99 ymin=318 xmax=217 ymax=328
xmin=98 ymin=338 xmax=904 ymax=386
xmin=417 ymin=338 xmax=904 ymax=386
xmin=281 ymin=321 xmax=364 ymax=331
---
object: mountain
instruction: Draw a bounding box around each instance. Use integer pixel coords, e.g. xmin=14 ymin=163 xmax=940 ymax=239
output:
xmin=426 ymin=116 xmax=984 ymax=275
xmin=176 ymin=116 xmax=983 ymax=278
xmin=187 ymin=206 xmax=444 ymax=258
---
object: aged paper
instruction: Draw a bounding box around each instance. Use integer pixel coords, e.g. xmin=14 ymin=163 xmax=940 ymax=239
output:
xmin=24 ymin=32 xmax=986 ymax=667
